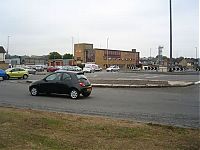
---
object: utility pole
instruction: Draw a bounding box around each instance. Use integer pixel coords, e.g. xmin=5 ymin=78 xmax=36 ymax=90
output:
xmin=106 ymin=37 xmax=109 ymax=68
xmin=169 ymin=0 xmax=173 ymax=72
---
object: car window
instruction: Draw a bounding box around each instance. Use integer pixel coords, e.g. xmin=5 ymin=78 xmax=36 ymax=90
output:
xmin=46 ymin=73 xmax=62 ymax=81
xmin=76 ymin=74 xmax=87 ymax=80
xmin=19 ymin=68 xmax=25 ymax=71
xmin=62 ymin=73 xmax=71 ymax=80
xmin=11 ymin=68 xmax=18 ymax=72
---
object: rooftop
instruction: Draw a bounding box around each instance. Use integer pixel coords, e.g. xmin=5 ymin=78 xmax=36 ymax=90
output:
xmin=0 ymin=46 xmax=6 ymax=53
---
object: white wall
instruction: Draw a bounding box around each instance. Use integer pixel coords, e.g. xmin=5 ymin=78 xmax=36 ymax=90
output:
xmin=0 ymin=53 xmax=5 ymax=61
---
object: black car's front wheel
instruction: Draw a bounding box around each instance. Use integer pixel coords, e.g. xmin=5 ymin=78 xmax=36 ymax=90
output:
xmin=70 ymin=89 xmax=80 ymax=99
xmin=30 ymin=87 xmax=38 ymax=96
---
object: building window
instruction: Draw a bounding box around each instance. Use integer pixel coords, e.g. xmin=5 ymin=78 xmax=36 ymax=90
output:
xmin=77 ymin=57 xmax=81 ymax=61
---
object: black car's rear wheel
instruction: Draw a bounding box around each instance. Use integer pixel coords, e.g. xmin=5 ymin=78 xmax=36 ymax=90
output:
xmin=70 ymin=89 xmax=80 ymax=99
xmin=82 ymin=92 xmax=91 ymax=97
xmin=30 ymin=87 xmax=38 ymax=96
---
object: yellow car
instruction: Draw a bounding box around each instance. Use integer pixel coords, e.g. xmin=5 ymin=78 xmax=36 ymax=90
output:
xmin=6 ymin=68 xmax=29 ymax=79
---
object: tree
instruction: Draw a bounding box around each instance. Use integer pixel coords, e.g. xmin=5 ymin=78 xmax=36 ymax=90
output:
xmin=176 ymin=56 xmax=184 ymax=63
xmin=162 ymin=56 xmax=168 ymax=60
xmin=49 ymin=52 xmax=62 ymax=59
xmin=63 ymin=53 xmax=73 ymax=59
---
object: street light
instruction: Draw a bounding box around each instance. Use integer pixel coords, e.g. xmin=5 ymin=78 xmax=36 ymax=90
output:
xmin=72 ymin=36 xmax=74 ymax=56
xmin=169 ymin=0 xmax=173 ymax=72
xmin=195 ymin=47 xmax=198 ymax=59
xmin=6 ymin=36 xmax=11 ymax=59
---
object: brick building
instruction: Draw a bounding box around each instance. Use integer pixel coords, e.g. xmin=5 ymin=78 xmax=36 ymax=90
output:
xmin=74 ymin=43 xmax=140 ymax=69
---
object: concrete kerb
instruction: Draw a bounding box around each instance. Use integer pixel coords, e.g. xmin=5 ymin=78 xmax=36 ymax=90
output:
xmin=25 ymin=80 xmax=195 ymax=88
xmin=167 ymin=81 xmax=195 ymax=87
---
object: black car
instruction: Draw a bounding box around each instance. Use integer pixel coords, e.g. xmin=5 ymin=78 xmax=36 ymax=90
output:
xmin=29 ymin=71 xmax=92 ymax=99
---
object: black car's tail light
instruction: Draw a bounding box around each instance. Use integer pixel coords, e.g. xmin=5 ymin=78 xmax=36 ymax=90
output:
xmin=79 ymin=82 xmax=85 ymax=87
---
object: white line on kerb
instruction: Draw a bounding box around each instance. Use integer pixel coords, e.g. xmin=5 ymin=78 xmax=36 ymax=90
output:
xmin=194 ymin=81 xmax=200 ymax=85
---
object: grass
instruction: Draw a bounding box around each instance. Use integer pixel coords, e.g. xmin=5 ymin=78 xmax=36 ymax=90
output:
xmin=0 ymin=107 xmax=199 ymax=150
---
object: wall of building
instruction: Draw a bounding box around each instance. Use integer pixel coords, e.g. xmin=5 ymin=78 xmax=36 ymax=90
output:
xmin=74 ymin=43 xmax=93 ymax=63
xmin=24 ymin=57 xmax=46 ymax=65
xmin=0 ymin=53 xmax=5 ymax=62
xmin=95 ymin=49 xmax=139 ymax=69
xmin=74 ymin=43 xmax=140 ymax=69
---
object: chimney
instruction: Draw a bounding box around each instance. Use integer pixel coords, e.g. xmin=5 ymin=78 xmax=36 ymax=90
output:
xmin=132 ymin=49 xmax=136 ymax=52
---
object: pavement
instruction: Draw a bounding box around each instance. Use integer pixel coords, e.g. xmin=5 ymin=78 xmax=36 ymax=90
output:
xmin=25 ymin=79 xmax=196 ymax=88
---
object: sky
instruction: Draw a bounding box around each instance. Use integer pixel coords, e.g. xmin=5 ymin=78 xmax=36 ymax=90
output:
xmin=0 ymin=0 xmax=199 ymax=58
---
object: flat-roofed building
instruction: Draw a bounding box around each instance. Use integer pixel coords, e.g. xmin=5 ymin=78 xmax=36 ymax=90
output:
xmin=74 ymin=43 xmax=140 ymax=69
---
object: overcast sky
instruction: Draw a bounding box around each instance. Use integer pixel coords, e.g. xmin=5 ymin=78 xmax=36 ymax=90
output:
xmin=0 ymin=0 xmax=199 ymax=58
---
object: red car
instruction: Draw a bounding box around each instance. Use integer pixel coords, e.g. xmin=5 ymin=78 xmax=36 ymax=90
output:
xmin=47 ymin=67 xmax=59 ymax=72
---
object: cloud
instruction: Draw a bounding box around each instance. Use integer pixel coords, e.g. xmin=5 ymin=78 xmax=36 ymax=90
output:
xmin=0 ymin=0 xmax=198 ymax=57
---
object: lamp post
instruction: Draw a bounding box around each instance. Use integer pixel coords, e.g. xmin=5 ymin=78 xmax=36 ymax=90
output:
xmin=106 ymin=37 xmax=109 ymax=68
xmin=169 ymin=0 xmax=173 ymax=72
xmin=72 ymin=36 xmax=74 ymax=56
xmin=195 ymin=47 xmax=198 ymax=59
xmin=6 ymin=36 xmax=10 ymax=59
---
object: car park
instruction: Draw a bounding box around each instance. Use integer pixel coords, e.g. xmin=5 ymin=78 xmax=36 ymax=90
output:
xmin=23 ymin=66 xmax=37 ymax=74
xmin=106 ymin=65 xmax=120 ymax=72
xmin=47 ymin=66 xmax=60 ymax=72
xmin=5 ymin=68 xmax=29 ymax=79
xmin=132 ymin=67 xmax=141 ymax=71
xmin=83 ymin=66 xmax=95 ymax=73
xmin=62 ymin=66 xmax=82 ymax=71
xmin=29 ymin=71 xmax=92 ymax=99
xmin=0 ymin=69 xmax=7 ymax=80
xmin=72 ymin=66 xmax=82 ymax=71
xmin=93 ymin=64 xmax=102 ymax=72
xmin=35 ymin=65 xmax=44 ymax=72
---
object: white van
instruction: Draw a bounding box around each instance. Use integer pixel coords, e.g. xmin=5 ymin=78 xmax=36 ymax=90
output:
xmin=83 ymin=63 xmax=95 ymax=73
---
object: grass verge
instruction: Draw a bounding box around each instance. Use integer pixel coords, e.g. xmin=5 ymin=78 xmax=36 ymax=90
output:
xmin=0 ymin=107 xmax=199 ymax=150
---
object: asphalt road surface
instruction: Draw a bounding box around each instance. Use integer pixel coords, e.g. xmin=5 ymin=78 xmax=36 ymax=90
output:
xmin=29 ymin=71 xmax=200 ymax=82
xmin=0 ymin=80 xmax=199 ymax=128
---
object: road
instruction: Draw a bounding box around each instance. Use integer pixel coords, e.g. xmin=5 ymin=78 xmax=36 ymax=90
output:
xmin=0 ymin=80 xmax=199 ymax=128
xmin=29 ymin=71 xmax=200 ymax=82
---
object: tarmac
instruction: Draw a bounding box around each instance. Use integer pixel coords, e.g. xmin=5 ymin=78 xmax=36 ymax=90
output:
xmin=25 ymin=79 xmax=196 ymax=88
xmin=2 ymin=71 xmax=199 ymax=88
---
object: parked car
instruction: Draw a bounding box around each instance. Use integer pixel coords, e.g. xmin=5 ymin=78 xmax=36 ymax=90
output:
xmin=106 ymin=65 xmax=120 ymax=72
xmin=72 ymin=66 xmax=82 ymax=71
xmin=93 ymin=64 xmax=102 ymax=72
xmin=23 ymin=66 xmax=37 ymax=74
xmin=29 ymin=71 xmax=92 ymax=99
xmin=35 ymin=65 xmax=44 ymax=72
xmin=47 ymin=66 xmax=60 ymax=72
xmin=132 ymin=67 xmax=141 ymax=71
xmin=83 ymin=66 xmax=95 ymax=73
xmin=61 ymin=66 xmax=82 ymax=71
xmin=5 ymin=68 xmax=29 ymax=79
xmin=0 ymin=69 xmax=7 ymax=80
